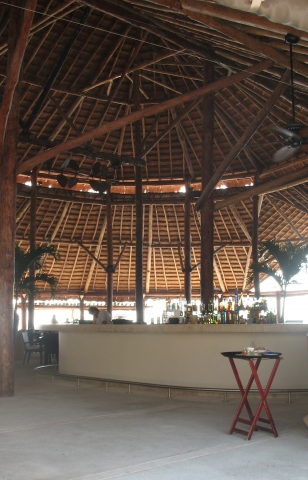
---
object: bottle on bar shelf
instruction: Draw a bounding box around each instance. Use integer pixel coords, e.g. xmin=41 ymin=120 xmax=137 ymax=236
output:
xmin=234 ymin=288 xmax=239 ymax=312
xmin=227 ymin=297 xmax=232 ymax=323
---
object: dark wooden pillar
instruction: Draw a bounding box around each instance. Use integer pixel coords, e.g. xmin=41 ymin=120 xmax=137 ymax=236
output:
xmin=200 ymin=59 xmax=215 ymax=307
xmin=252 ymin=173 xmax=260 ymax=299
xmin=0 ymin=81 xmax=18 ymax=396
xmin=184 ymin=177 xmax=192 ymax=303
xmin=28 ymin=166 xmax=38 ymax=330
xmin=106 ymin=184 xmax=113 ymax=317
xmin=0 ymin=1 xmax=35 ymax=396
xmin=133 ymin=70 xmax=144 ymax=323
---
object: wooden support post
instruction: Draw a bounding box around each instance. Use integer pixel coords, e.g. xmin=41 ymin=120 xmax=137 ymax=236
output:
xmin=0 ymin=1 xmax=35 ymax=397
xmin=146 ymin=205 xmax=153 ymax=293
xmin=21 ymin=294 xmax=27 ymax=330
xmin=133 ymin=70 xmax=144 ymax=323
xmin=252 ymin=173 xmax=260 ymax=299
xmin=79 ymin=295 xmax=84 ymax=321
xmin=28 ymin=166 xmax=38 ymax=330
xmin=106 ymin=185 xmax=113 ymax=317
xmin=200 ymin=59 xmax=214 ymax=307
xmin=184 ymin=177 xmax=192 ymax=303
xmin=276 ymin=291 xmax=282 ymax=323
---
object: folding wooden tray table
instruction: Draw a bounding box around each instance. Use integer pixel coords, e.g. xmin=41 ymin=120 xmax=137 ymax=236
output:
xmin=221 ymin=351 xmax=282 ymax=441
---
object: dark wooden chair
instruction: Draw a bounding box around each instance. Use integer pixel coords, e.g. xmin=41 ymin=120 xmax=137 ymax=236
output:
xmin=21 ymin=331 xmax=43 ymax=365
xmin=42 ymin=331 xmax=59 ymax=365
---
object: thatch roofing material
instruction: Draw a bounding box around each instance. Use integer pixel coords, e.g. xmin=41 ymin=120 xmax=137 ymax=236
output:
xmin=1 ymin=0 xmax=307 ymax=300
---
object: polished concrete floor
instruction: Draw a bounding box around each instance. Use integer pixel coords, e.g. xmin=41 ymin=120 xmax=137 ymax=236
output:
xmin=0 ymin=355 xmax=308 ymax=480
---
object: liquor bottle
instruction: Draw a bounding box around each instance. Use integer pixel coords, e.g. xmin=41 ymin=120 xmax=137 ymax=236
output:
xmin=208 ymin=298 xmax=213 ymax=313
xmin=208 ymin=298 xmax=214 ymax=323
xmin=227 ymin=297 xmax=232 ymax=311
xmin=239 ymin=293 xmax=244 ymax=310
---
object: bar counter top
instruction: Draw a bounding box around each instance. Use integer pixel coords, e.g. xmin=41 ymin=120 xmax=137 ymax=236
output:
xmin=39 ymin=323 xmax=308 ymax=334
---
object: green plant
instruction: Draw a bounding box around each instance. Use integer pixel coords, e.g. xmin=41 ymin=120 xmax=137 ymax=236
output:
xmin=14 ymin=243 xmax=60 ymax=307
xmin=249 ymin=240 xmax=308 ymax=322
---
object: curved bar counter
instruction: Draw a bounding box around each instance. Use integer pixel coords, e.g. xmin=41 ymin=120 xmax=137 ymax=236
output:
xmin=39 ymin=324 xmax=308 ymax=390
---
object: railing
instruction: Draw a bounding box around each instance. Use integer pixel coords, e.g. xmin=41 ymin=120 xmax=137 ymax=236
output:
xmin=34 ymin=365 xmax=308 ymax=404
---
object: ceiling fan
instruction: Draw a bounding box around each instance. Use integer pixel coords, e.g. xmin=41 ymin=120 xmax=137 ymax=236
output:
xmin=270 ymin=34 xmax=308 ymax=163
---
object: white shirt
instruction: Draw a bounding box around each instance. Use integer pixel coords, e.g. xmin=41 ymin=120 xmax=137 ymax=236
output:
xmin=98 ymin=310 xmax=112 ymax=324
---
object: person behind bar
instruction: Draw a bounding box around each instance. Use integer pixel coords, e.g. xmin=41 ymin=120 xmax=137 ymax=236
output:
xmin=88 ymin=306 xmax=112 ymax=324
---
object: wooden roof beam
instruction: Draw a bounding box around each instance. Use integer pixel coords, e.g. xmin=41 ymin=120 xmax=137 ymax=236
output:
xmin=84 ymin=215 xmax=107 ymax=293
xmin=84 ymin=49 xmax=185 ymax=92
xmin=142 ymin=98 xmax=200 ymax=157
xmin=182 ymin=8 xmax=308 ymax=78
xmin=75 ymin=238 xmax=107 ymax=272
xmin=17 ymin=58 xmax=273 ymax=174
xmin=22 ymin=6 xmax=91 ymax=131
xmin=195 ymin=69 xmax=290 ymax=211
xmin=229 ymin=205 xmax=252 ymax=243
xmin=215 ymin=102 xmax=263 ymax=173
xmin=0 ymin=0 xmax=36 ymax=151
xmin=266 ymin=197 xmax=304 ymax=239
xmin=269 ymin=192 xmax=308 ymax=215
xmin=79 ymin=0 xmax=211 ymax=60
xmin=18 ymin=134 xmax=145 ymax=167
xmin=180 ymin=0 xmax=308 ymax=42
xmin=17 ymin=234 xmax=305 ymax=248
xmin=0 ymin=1 xmax=78 ymax=56
xmin=214 ymin=164 xmax=308 ymax=212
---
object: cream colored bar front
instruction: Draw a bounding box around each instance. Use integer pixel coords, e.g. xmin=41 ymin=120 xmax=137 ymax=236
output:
xmin=39 ymin=324 xmax=308 ymax=390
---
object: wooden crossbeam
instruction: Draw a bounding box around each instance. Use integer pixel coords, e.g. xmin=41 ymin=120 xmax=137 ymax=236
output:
xmin=74 ymin=239 xmax=107 ymax=272
xmin=114 ymin=243 xmax=127 ymax=273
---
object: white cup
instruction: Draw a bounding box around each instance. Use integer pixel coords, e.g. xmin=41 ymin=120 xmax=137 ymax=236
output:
xmin=245 ymin=347 xmax=254 ymax=355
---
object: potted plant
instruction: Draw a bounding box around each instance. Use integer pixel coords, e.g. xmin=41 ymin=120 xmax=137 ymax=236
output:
xmin=249 ymin=240 xmax=308 ymax=323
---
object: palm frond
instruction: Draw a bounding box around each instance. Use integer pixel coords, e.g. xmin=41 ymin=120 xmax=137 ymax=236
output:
xmin=248 ymin=261 xmax=283 ymax=289
xmin=249 ymin=240 xmax=308 ymax=289
xmin=14 ymin=243 xmax=60 ymax=299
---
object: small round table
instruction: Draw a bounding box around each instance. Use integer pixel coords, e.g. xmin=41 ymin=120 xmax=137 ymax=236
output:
xmin=221 ymin=351 xmax=282 ymax=441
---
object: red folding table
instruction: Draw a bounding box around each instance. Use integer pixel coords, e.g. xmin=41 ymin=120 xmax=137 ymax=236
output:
xmin=221 ymin=351 xmax=282 ymax=441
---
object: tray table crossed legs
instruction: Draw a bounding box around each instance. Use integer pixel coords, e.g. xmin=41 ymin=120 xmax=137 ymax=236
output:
xmin=227 ymin=355 xmax=282 ymax=441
